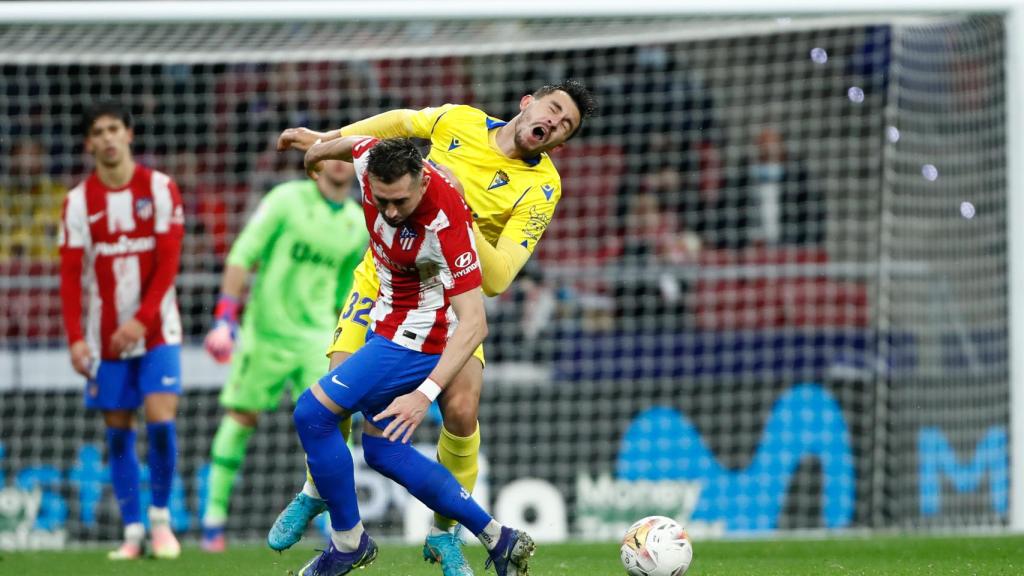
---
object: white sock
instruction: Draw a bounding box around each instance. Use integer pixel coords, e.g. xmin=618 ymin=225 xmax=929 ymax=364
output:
xmin=148 ymin=506 xmax=170 ymax=529
xmin=331 ymin=522 xmax=365 ymax=552
xmin=202 ymin=517 xmax=225 ymax=529
xmin=203 ymin=509 xmax=226 ymax=529
xmin=477 ymin=520 xmax=503 ymax=551
xmin=124 ymin=522 xmax=145 ymax=545
xmin=302 ymin=480 xmax=322 ymax=499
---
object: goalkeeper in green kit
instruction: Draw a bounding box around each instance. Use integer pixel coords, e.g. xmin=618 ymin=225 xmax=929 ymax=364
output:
xmin=200 ymin=160 xmax=368 ymax=552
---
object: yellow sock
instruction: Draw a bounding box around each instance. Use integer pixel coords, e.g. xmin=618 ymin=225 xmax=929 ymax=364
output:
xmin=339 ymin=416 xmax=353 ymax=443
xmin=305 ymin=417 xmax=355 ymax=492
xmin=434 ymin=423 xmax=481 ymax=530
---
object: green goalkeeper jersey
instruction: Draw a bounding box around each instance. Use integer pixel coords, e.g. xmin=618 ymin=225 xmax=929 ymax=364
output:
xmin=227 ymin=179 xmax=368 ymax=346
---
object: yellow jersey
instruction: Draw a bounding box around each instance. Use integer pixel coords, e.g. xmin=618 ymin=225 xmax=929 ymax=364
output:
xmin=406 ymin=104 xmax=561 ymax=254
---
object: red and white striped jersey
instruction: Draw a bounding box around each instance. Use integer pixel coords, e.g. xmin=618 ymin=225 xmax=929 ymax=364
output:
xmin=59 ymin=164 xmax=185 ymax=360
xmin=352 ymin=138 xmax=482 ymax=354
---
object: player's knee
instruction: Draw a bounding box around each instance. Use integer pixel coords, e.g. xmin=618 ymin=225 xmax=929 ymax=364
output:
xmin=293 ymin=389 xmax=336 ymax=435
xmin=440 ymin=396 xmax=479 ymax=435
xmin=227 ymin=409 xmax=258 ymax=427
xmin=361 ymin=435 xmax=406 ymax=479
xmin=143 ymin=393 xmax=178 ymax=422
xmin=103 ymin=410 xmax=134 ymax=429
xmin=362 ymin=442 xmax=386 ymax=474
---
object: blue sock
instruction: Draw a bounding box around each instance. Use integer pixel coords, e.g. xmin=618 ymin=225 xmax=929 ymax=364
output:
xmin=146 ymin=421 xmax=177 ymax=508
xmin=293 ymin=390 xmax=361 ymax=531
xmin=362 ymin=433 xmax=491 ymax=534
xmin=106 ymin=427 xmax=142 ymax=525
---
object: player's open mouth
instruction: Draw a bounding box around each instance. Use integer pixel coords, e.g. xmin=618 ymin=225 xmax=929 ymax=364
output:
xmin=532 ymin=126 xmax=547 ymax=142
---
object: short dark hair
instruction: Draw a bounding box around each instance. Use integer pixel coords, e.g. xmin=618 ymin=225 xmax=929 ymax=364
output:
xmin=366 ymin=138 xmax=423 ymax=184
xmin=81 ymin=99 xmax=133 ymax=137
xmin=533 ymin=79 xmax=597 ymax=138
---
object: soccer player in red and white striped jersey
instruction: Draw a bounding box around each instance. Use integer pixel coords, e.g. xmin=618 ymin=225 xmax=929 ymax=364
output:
xmin=59 ymin=101 xmax=184 ymax=561
xmin=352 ymin=136 xmax=482 ymax=354
xmin=290 ymin=137 xmax=534 ymax=576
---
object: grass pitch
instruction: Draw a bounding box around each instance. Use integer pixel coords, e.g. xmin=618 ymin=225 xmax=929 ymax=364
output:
xmin=2 ymin=534 xmax=1022 ymax=575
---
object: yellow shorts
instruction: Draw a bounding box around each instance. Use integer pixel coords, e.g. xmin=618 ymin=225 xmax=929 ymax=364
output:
xmin=326 ymin=250 xmax=486 ymax=366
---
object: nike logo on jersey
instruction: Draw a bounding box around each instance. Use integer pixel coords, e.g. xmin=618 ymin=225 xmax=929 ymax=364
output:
xmin=161 ymin=376 xmax=177 ymax=386
xmin=331 ymin=374 xmax=350 ymax=389
xmin=448 ymin=138 xmax=461 ymax=151
xmin=88 ymin=211 xmax=105 ymax=223
xmin=488 ymin=170 xmax=510 ymax=190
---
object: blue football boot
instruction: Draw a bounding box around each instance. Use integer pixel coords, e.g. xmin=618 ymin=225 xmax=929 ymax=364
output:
xmin=423 ymin=528 xmax=474 ymax=575
xmin=484 ymin=527 xmax=535 ymax=576
xmin=268 ymin=492 xmax=328 ymax=551
xmin=297 ymin=532 xmax=378 ymax=576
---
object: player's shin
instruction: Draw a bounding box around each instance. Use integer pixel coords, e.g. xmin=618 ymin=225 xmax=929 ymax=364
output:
xmin=106 ymin=427 xmax=143 ymax=526
xmin=298 ymin=414 xmax=354 ymax=498
xmin=146 ymin=421 xmax=177 ymax=509
xmin=362 ymin=433 xmax=491 ymax=535
xmin=293 ymin=389 xmax=361 ymax=531
xmin=204 ymin=415 xmax=255 ymax=527
xmin=434 ymin=422 xmax=481 ymax=530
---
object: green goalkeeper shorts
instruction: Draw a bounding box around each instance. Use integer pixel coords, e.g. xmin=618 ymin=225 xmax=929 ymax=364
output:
xmin=219 ymin=330 xmax=329 ymax=413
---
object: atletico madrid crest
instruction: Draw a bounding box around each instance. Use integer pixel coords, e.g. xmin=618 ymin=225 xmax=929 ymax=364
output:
xmin=399 ymin=226 xmax=417 ymax=250
xmin=135 ymin=198 xmax=154 ymax=220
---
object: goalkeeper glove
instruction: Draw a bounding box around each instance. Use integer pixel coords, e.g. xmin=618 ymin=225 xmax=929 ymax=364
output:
xmin=204 ymin=294 xmax=240 ymax=364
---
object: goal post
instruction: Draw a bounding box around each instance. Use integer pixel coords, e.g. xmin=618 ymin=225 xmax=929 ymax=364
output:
xmin=0 ymin=0 xmax=1020 ymax=546
xmin=1003 ymin=2 xmax=1024 ymax=535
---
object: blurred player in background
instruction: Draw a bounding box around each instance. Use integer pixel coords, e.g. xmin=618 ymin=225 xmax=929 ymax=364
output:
xmin=272 ymin=80 xmax=595 ymax=576
xmin=292 ymin=136 xmax=533 ymax=576
xmin=200 ymin=160 xmax=368 ymax=551
xmin=59 ymin=100 xmax=184 ymax=560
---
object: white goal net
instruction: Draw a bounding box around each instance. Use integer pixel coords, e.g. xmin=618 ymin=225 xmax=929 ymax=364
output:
xmin=0 ymin=9 xmax=1011 ymax=546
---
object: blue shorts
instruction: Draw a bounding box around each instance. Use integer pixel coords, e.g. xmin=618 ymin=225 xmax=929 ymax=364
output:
xmin=318 ymin=331 xmax=440 ymax=428
xmin=85 ymin=345 xmax=182 ymax=411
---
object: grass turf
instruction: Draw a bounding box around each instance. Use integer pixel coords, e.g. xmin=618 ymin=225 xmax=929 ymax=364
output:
xmin=2 ymin=534 xmax=1023 ymax=575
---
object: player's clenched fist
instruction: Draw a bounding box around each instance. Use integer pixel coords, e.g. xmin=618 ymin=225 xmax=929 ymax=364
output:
xmin=204 ymin=323 xmax=235 ymax=364
xmin=277 ymin=127 xmax=328 ymax=152
xmin=204 ymin=294 xmax=239 ymax=364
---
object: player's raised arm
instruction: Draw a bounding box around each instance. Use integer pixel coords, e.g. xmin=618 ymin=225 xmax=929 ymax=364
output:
xmin=278 ymin=110 xmax=415 ymax=152
xmin=276 ymin=127 xmax=331 ymax=152
xmin=278 ymin=106 xmax=453 ymax=152
xmin=303 ymin=135 xmax=368 ymax=179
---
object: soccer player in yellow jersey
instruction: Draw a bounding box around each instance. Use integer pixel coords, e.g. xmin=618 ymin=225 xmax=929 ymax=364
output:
xmin=271 ymin=81 xmax=596 ymax=576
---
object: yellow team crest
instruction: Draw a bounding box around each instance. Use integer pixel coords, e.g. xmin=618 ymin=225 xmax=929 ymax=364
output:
xmin=488 ymin=169 xmax=510 ymax=190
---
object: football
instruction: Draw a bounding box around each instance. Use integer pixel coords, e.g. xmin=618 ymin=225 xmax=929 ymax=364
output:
xmin=619 ymin=516 xmax=693 ymax=576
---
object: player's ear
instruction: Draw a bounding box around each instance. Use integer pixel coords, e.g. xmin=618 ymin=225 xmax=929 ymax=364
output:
xmin=126 ymin=127 xmax=135 ymax=145
xmin=520 ymin=94 xmax=534 ymax=111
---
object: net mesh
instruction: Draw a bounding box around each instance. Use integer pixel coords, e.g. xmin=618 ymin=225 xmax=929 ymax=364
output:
xmin=0 ymin=13 xmax=1009 ymax=545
